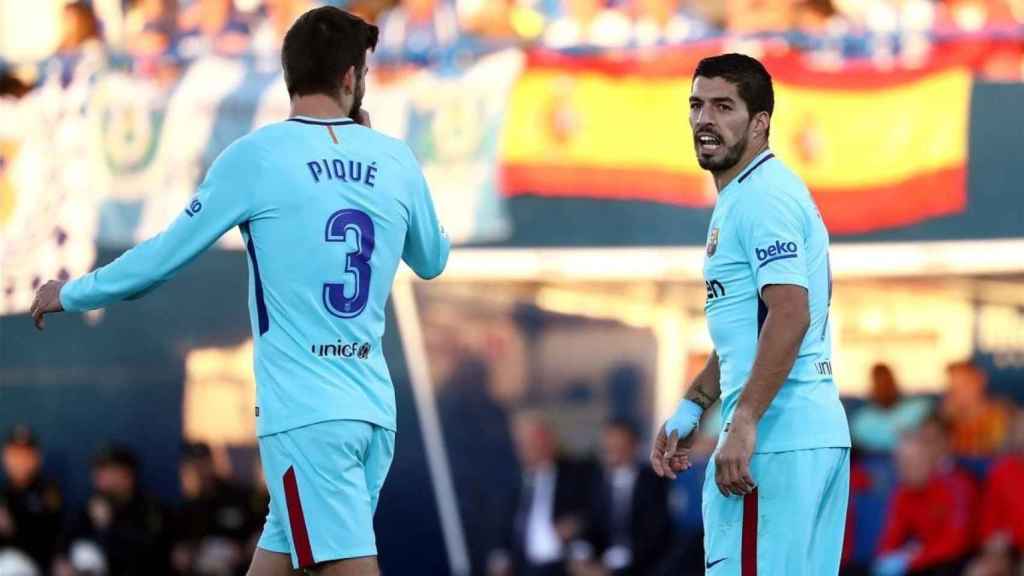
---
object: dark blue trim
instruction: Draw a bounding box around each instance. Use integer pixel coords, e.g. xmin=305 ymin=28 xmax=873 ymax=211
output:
xmin=757 ymin=294 xmax=768 ymax=337
xmin=738 ymin=153 xmax=775 ymax=183
xmin=757 ymin=253 xmax=798 ymax=268
xmin=240 ymin=222 xmax=269 ymax=335
xmin=287 ymin=118 xmax=356 ymax=126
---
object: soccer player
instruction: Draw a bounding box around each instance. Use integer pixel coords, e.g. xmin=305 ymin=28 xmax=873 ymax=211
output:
xmin=30 ymin=7 xmax=449 ymax=576
xmin=650 ymin=53 xmax=850 ymax=575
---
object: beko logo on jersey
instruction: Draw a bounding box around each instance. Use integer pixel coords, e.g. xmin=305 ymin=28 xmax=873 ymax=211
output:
xmin=755 ymin=240 xmax=798 ymax=268
xmin=311 ymin=341 xmax=372 ymax=360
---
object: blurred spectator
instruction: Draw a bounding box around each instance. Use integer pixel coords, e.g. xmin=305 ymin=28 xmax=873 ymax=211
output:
xmin=169 ymin=442 xmax=255 ymax=576
xmin=376 ymin=0 xmax=461 ymax=66
xmin=58 ymin=1 xmax=104 ymax=55
xmin=790 ymin=0 xmax=850 ymax=62
xmin=968 ymin=407 xmax=1024 ymax=575
xmin=628 ymin=0 xmax=715 ymax=47
xmin=438 ymin=357 xmax=520 ymax=576
xmin=59 ymin=445 xmax=168 ymax=576
xmin=490 ymin=412 xmax=596 ymax=576
xmin=725 ymin=0 xmax=794 ymax=34
xmin=542 ymin=0 xmax=632 ymax=49
xmin=573 ymin=419 xmax=672 ymax=576
xmin=124 ymin=0 xmax=182 ymax=83
xmin=876 ymin=415 xmax=977 ymax=576
xmin=936 ymin=0 xmax=1020 ymax=32
xmin=50 ymin=1 xmax=107 ymax=88
xmin=794 ymin=0 xmax=837 ymax=31
xmin=0 ymin=425 xmax=63 ymax=572
xmin=456 ymin=0 xmax=546 ymax=42
xmin=176 ymin=0 xmax=251 ymax=60
xmin=850 ymin=363 xmax=932 ymax=452
xmin=942 ymin=360 xmax=1012 ymax=457
xmin=250 ymin=0 xmax=316 ymax=57
xmin=125 ymin=0 xmax=178 ymax=56
xmin=937 ymin=0 xmax=1024 ymax=80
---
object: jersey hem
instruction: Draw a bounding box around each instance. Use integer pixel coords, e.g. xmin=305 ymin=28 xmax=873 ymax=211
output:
xmin=752 ymin=441 xmax=852 ymax=454
xmin=257 ymin=416 xmax=397 ymax=438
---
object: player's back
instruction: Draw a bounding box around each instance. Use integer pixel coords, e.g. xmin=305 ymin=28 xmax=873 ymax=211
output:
xmin=238 ymin=117 xmax=448 ymax=436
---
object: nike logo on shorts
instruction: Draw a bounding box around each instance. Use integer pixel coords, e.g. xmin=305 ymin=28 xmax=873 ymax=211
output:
xmin=706 ymin=557 xmax=727 ymax=570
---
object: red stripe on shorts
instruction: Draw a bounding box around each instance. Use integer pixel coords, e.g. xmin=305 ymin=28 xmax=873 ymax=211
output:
xmin=283 ymin=466 xmax=315 ymax=568
xmin=742 ymin=488 xmax=758 ymax=576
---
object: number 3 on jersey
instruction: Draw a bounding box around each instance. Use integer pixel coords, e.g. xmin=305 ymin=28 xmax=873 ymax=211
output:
xmin=324 ymin=209 xmax=375 ymax=319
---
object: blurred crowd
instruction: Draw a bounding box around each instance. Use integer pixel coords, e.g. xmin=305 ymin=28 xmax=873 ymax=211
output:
xmin=843 ymin=360 xmax=1024 ymax=576
xmin=1 ymin=0 xmax=1023 ymax=99
xmin=0 ymin=432 xmax=267 ymax=576
xmin=2 ymin=357 xmax=1023 ymax=576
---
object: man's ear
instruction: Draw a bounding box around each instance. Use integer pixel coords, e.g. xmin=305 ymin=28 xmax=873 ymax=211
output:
xmin=341 ymin=65 xmax=356 ymax=94
xmin=754 ymin=111 xmax=771 ymax=139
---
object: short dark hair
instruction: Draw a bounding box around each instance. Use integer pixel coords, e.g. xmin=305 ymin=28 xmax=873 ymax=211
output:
xmin=4 ymin=424 xmax=38 ymax=449
xmin=281 ymin=7 xmax=379 ymax=99
xmin=693 ymin=53 xmax=774 ymax=127
xmin=93 ymin=444 xmax=139 ymax=472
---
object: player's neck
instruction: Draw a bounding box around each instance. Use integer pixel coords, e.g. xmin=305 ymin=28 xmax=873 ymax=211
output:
xmin=290 ymin=93 xmax=354 ymax=121
xmin=713 ymin=142 xmax=770 ymax=193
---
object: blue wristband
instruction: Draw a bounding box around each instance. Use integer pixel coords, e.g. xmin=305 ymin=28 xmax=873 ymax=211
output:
xmin=664 ymin=399 xmax=704 ymax=439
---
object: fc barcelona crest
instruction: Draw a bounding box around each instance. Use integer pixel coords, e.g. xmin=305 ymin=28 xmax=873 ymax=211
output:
xmin=707 ymin=228 xmax=719 ymax=256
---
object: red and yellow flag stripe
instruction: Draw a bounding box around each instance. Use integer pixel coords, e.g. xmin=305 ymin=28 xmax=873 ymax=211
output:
xmin=499 ymin=48 xmax=972 ymax=234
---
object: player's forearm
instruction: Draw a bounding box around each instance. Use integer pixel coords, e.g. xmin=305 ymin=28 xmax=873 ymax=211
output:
xmin=684 ymin=351 xmax=721 ymax=409
xmin=734 ymin=300 xmax=809 ymax=423
xmin=61 ymin=242 xmax=175 ymax=311
xmin=61 ymin=208 xmax=231 ymax=311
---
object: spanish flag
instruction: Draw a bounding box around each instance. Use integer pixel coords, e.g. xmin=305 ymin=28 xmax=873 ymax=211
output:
xmin=499 ymin=49 xmax=971 ymax=234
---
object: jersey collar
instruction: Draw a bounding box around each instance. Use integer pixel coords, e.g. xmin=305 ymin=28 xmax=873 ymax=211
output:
xmin=722 ymin=149 xmax=775 ymax=195
xmin=287 ymin=116 xmax=356 ymax=126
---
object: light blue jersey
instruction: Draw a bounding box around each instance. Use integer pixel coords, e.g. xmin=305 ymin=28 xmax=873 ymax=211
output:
xmin=702 ymin=149 xmax=849 ymax=453
xmin=61 ymin=116 xmax=450 ymax=437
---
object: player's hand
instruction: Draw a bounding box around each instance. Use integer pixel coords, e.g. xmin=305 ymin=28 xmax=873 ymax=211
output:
xmin=353 ymin=108 xmax=371 ymax=128
xmin=650 ymin=425 xmax=694 ymax=479
xmin=30 ymin=280 xmax=65 ymax=331
xmin=714 ymin=411 xmax=757 ymax=496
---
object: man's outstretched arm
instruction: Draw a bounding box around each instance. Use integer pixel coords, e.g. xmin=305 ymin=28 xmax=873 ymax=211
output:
xmin=32 ymin=141 xmax=259 ymax=329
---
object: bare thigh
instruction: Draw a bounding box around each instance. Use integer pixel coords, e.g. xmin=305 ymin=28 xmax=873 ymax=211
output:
xmin=314 ymin=556 xmax=379 ymax=576
xmin=246 ymin=548 xmax=379 ymax=576
xmin=246 ymin=548 xmax=303 ymax=576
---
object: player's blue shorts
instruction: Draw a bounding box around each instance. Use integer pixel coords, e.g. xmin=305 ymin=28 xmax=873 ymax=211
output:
xmin=256 ymin=419 xmax=395 ymax=569
xmin=702 ymin=447 xmax=849 ymax=576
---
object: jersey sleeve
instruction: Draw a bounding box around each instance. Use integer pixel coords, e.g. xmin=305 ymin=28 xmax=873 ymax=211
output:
xmin=399 ymin=146 xmax=450 ymax=280
xmin=60 ymin=140 xmax=260 ymax=311
xmin=737 ymin=189 xmax=809 ymax=294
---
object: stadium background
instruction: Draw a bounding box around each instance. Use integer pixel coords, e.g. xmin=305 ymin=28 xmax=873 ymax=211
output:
xmin=0 ymin=0 xmax=1023 ymax=575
